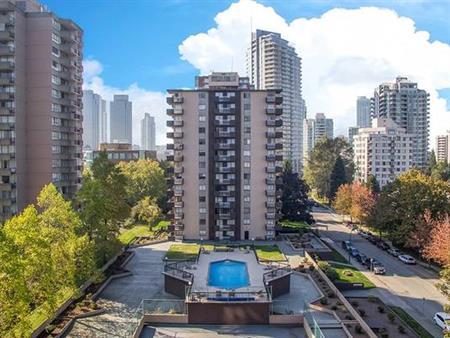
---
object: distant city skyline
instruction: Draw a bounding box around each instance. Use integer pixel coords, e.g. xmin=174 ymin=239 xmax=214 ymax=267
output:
xmin=39 ymin=0 xmax=449 ymax=148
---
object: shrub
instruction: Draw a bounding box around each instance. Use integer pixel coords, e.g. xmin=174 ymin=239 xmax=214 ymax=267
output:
xmin=359 ymin=309 xmax=366 ymax=317
xmin=45 ymin=325 xmax=56 ymax=333
xmin=355 ymin=324 xmax=363 ymax=334
xmin=327 ymin=291 xmax=335 ymax=298
xmin=309 ymin=265 xmax=315 ymax=271
xmin=320 ymin=297 xmax=328 ymax=305
xmin=398 ymin=325 xmax=406 ymax=334
xmin=378 ymin=305 xmax=385 ymax=313
xmin=368 ymin=295 xmax=377 ymax=302
xmin=343 ymin=269 xmax=354 ymax=277
xmin=388 ymin=312 xmax=396 ymax=323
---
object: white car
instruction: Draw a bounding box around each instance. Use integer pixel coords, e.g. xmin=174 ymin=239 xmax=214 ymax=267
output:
xmin=434 ymin=312 xmax=450 ymax=331
xmin=398 ymin=255 xmax=416 ymax=264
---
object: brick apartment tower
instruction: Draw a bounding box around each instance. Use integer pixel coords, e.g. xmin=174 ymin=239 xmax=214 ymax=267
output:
xmin=0 ymin=0 xmax=83 ymax=221
xmin=166 ymin=72 xmax=283 ymax=241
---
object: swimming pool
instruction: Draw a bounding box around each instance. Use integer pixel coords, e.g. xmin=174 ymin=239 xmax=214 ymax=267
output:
xmin=208 ymin=259 xmax=249 ymax=289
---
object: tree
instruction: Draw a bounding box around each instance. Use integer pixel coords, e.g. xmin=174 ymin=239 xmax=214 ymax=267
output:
xmin=431 ymin=161 xmax=450 ymax=181
xmin=333 ymin=184 xmax=353 ymax=219
xmin=117 ymin=159 xmax=166 ymax=207
xmin=304 ymin=137 xmax=354 ymax=201
xmin=423 ymin=213 xmax=450 ymax=266
xmin=368 ymin=170 xmax=450 ymax=248
xmin=0 ymin=184 xmax=95 ymax=336
xmin=428 ymin=149 xmax=437 ymax=174
xmin=77 ymin=152 xmax=129 ymax=265
xmin=329 ymin=156 xmax=347 ymax=200
xmin=365 ymin=175 xmax=380 ymax=194
xmin=281 ymin=161 xmax=313 ymax=224
xmin=333 ymin=182 xmax=375 ymax=224
xmin=131 ymin=197 xmax=161 ymax=226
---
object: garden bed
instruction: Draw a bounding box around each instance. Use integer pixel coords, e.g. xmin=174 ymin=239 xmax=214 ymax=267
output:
xmin=254 ymin=244 xmax=286 ymax=262
xmin=329 ymin=263 xmax=375 ymax=288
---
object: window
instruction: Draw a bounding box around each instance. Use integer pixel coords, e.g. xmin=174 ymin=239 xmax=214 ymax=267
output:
xmin=52 ymin=33 xmax=61 ymax=44
xmin=199 ymin=139 xmax=206 ymax=145
xmin=52 ymin=145 xmax=61 ymax=154
xmin=51 ymin=131 xmax=61 ymax=140
xmin=52 ymin=103 xmax=61 ymax=112
xmin=199 ymin=127 xmax=205 ymax=133
xmin=199 ymin=185 xmax=206 ymax=191
xmin=52 ymin=117 xmax=61 ymax=126
xmin=199 ymin=196 xmax=206 ymax=202
xmin=199 ymin=116 xmax=206 ymax=122
xmin=52 ymin=46 xmax=60 ymax=57
xmin=51 ymin=75 xmax=61 ymax=85
xmin=199 ymin=207 xmax=206 ymax=213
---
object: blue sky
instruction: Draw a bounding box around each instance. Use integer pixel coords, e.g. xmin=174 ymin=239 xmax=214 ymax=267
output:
xmin=43 ymin=0 xmax=450 ymax=96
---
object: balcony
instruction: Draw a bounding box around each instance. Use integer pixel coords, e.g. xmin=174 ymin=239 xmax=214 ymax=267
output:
xmin=0 ymin=76 xmax=14 ymax=85
xmin=266 ymin=166 xmax=283 ymax=173
xmin=215 ymin=190 xmax=235 ymax=197
xmin=215 ymin=167 xmax=235 ymax=173
xmin=216 ymin=143 xmax=234 ymax=150
xmin=174 ymin=178 xmax=184 ymax=185
xmin=215 ymin=108 xmax=236 ymax=115
xmin=0 ymin=61 xmax=13 ymax=70
xmin=266 ymin=131 xmax=283 ymax=139
xmin=174 ymin=223 xmax=184 ymax=231
xmin=215 ymin=119 xmax=235 ymax=127
xmin=215 ymin=201 xmax=235 ymax=209
xmin=266 ymin=154 xmax=283 ymax=162
xmin=167 ymin=132 xmax=183 ymax=139
xmin=173 ymin=189 xmax=184 ymax=197
xmin=167 ymin=96 xmax=184 ymax=104
xmin=265 ymin=213 xmax=277 ymax=220
xmin=167 ymin=108 xmax=183 ymax=115
xmin=174 ymin=201 xmax=184 ymax=208
xmin=174 ymin=166 xmax=184 ymax=174
xmin=266 ymin=143 xmax=283 ymax=150
xmin=166 ymin=143 xmax=174 ymax=150
xmin=215 ymin=96 xmax=235 ymax=103
xmin=265 ymin=224 xmax=276 ymax=231
xmin=215 ymin=178 xmax=235 ymax=185
xmin=217 ymin=212 xmax=236 ymax=219
xmin=215 ymin=131 xmax=235 ymax=138
xmin=0 ymin=30 xmax=14 ymax=41
xmin=266 ymin=119 xmax=282 ymax=127
xmin=174 ymin=213 xmax=184 ymax=220
xmin=215 ymin=155 xmax=235 ymax=162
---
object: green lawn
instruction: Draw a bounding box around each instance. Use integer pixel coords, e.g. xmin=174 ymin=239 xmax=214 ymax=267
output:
xmin=165 ymin=244 xmax=201 ymax=260
xmin=330 ymin=263 xmax=375 ymax=288
xmin=118 ymin=225 xmax=153 ymax=245
xmin=254 ymin=245 xmax=286 ymax=262
xmin=280 ymin=220 xmax=310 ymax=229
xmin=391 ymin=307 xmax=434 ymax=338
xmin=118 ymin=220 xmax=170 ymax=245
xmin=327 ymin=247 xmax=349 ymax=264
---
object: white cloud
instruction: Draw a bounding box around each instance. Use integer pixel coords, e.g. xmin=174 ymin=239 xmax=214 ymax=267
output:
xmin=178 ymin=0 xmax=450 ymax=145
xmin=82 ymin=60 xmax=168 ymax=147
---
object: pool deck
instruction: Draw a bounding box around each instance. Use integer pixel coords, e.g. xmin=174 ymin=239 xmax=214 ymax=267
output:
xmin=191 ymin=249 xmax=267 ymax=293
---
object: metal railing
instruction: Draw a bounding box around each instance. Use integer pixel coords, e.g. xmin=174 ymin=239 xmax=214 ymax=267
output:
xmin=187 ymin=286 xmax=270 ymax=302
xmin=163 ymin=260 xmax=194 ymax=282
xmin=141 ymin=298 xmax=186 ymax=315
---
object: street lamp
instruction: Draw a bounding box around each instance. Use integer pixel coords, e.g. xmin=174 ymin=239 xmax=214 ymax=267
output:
xmin=252 ymin=237 xmax=255 ymax=250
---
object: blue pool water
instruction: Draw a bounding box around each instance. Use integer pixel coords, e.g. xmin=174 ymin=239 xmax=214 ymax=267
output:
xmin=208 ymin=259 xmax=249 ymax=289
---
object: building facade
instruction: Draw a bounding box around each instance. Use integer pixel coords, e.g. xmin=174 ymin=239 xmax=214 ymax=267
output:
xmin=302 ymin=113 xmax=333 ymax=162
xmin=247 ymin=29 xmax=305 ymax=172
xmin=372 ymin=76 xmax=429 ymax=169
xmin=100 ymin=98 xmax=107 ymax=143
xmin=82 ymin=89 xmax=101 ymax=150
xmin=0 ymin=0 xmax=83 ymax=221
xmin=436 ymin=132 xmax=450 ymax=163
xmin=348 ymin=126 xmax=359 ymax=147
xmin=356 ymin=96 xmax=372 ymax=128
xmin=140 ymin=112 xmax=155 ymax=151
xmin=110 ymin=94 xmax=132 ymax=144
xmin=353 ymin=118 xmax=413 ymax=188
xmin=93 ymin=143 xmax=156 ymax=163
xmin=166 ymin=72 xmax=283 ymax=241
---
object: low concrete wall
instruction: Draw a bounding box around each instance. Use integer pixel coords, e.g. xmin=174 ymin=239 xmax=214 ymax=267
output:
xmin=268 ymin=273 xmax=291 ymax=298
xmin=143 ymin=314 xmax=188 ymax=324
xmin=164 ymin=273 xmax=190 ymax=298
xmin=187 ymin=301 xmax=271 ymax=325
xmin=334 ymin=281 xmax=365 ymax=291
xmin=305 ymin=251 xmax=377 ymax=338
xmin=269 ymin=314 xmax=303 ymax=325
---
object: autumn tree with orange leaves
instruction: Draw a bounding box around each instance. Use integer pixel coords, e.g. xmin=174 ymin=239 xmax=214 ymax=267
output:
xmin=334 ymin=182 xmax=375 ymax=224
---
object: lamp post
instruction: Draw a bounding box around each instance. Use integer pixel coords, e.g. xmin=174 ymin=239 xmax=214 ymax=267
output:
xmin=252 ymin=237 xmax=255 ymax=250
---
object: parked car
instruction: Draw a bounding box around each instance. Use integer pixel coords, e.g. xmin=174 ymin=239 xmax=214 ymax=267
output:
xmin=371 ymin=259 xmax=386 ymax=275
xmin=368 ymin=236 xmax=379 ymax=244
xmin=387 ymin=248 xmax=402 ymax=257
xmin=356 ymin=253 xmax=368 ymax=264
xmin=361 ymin=256 xmax=371 ymax=267
xmin=398 ymin=255 xmax=416 ymax=264
xmin=434 ymin=312 xmax=450 ymax=331
xmin=350 ymin=247 xmax=359 ymax=257
xmin=342 ymin=240 xmax=352 ymax=251
xmin=358 ymin=230 xmax=370 ymax=239
xmin=378 ymin=242 xmax=391 ymax=251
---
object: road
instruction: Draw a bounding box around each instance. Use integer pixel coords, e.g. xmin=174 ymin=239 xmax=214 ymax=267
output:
xmin=311 ymin=205 xmax=446 ymax=338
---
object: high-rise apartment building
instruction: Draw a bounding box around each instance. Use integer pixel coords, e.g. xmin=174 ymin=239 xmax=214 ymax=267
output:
xmin=0 ymin=0 xmax=83 ymax=221
xmin=140 ymin=112 xmax=155 ymax=151
xmin=356 ymin=96 xmax=372 ymax=128
xmin=100 ymin=98 xmax=107 ymax=143
xmin=353 ymin=118 xmax=413 ymax=188
xmin=436 ymin=132 xmax=450 ymax=163
xmin=373 ymin=76 xmax=429 ymax=169
xmin=302 ymin=113 xmax=333 ymax=162
xmin=110 ymin=94 xmax=132 ymax=144
xmin=82 ymin=89 xmax=101 ymax=150
xmin=348 ymin=126 xmax=359 ymax=147
xmin=166 ymin=72 xmax=283 ymax=241
xmin=247 ymin=29 xmax=305 ymax=172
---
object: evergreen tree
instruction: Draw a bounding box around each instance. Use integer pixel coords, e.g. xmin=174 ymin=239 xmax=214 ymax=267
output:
xmin=329 ymin=155 xmax=347 ymax=200
xmin=429 ymin=149 xmax=437 ymax=171
xmin=281 ymin=161 xmax=313 ymax=223
xmin=366 ymin=174 xmax=381 ymax=194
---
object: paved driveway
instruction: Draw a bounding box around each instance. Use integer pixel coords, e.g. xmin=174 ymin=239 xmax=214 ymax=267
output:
xmin=312 ymin=206 xmax=445 ymax=337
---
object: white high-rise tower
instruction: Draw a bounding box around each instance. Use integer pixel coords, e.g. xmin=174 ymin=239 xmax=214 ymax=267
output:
xmin=247 ymin=29 xmax=306 ymax=172
xmin=141 ymin=113 xmax=156 ymax=151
